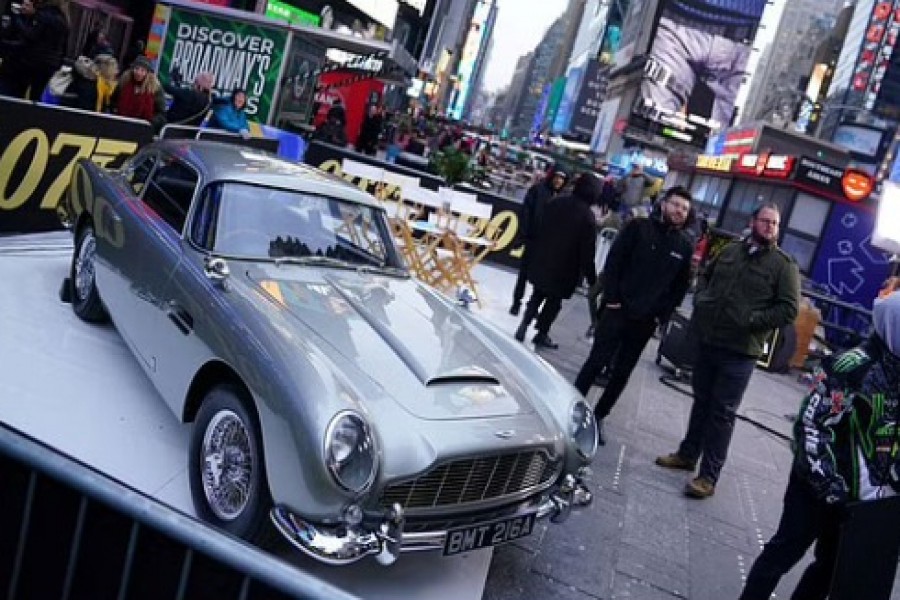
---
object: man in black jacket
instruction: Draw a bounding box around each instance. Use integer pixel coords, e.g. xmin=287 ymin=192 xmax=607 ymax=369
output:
xmin=510 ymin=169 xmax=568 ymax=315
xmin=165 ymin=71 xmax=214 ymax=126
xmin=574 ymin=187 xmax=694 ymax=443
xmin=656 ymin=203 xmax=800 ymax=498
xmin=515 ymin=172 xmax=599 ymax=349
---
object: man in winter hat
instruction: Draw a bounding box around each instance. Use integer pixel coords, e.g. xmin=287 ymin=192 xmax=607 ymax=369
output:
xmin=514 ymin=172 xmax=599 ymax=349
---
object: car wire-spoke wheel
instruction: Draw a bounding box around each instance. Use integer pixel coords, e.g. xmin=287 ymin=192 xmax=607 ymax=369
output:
xmin=70 ymin=224 xmax=107 ymax=323
xmin=201 ymin=409 xmax=254 ymax=521
xmin=74 ymin=230 xmax=97 ymax=302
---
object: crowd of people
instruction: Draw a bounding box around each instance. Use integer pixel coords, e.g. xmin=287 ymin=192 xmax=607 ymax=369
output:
xmin=509 ymin=161 xmax=900 ymax=597
xmin=3 ymin=7 xmax=898 ymax=594
xmin=0 ymin=1 xmax=252 ymax=138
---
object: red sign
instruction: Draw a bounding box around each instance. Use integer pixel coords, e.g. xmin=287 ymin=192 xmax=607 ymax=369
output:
xmin=736 ymin=153 xmax=795 ymax=178
xmin=842 ymin=169 xmax=874 ymax=202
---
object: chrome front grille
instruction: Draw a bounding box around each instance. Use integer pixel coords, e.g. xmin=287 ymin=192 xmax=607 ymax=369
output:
xmin=381 ymin=451 xmax=559 ymax=511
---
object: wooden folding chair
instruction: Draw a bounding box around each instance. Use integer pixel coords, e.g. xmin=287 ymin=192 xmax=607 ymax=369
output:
xmin=382 ymin=171 xmax=421 ymax=220
xmin=449 ymin=197 xmax=498 ymax=269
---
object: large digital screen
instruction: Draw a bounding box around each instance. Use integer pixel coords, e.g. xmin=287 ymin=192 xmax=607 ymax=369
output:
xmin=448 ymin=0 xmax=493 ymax=120
xmin=633 ymin=0 xmax=767 ymax=146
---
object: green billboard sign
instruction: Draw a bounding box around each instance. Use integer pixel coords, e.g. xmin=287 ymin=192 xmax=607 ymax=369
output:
xmin=158 ymin=7 xmax=289 ymax=121
xmin=266 ymin=0 xmax=320 ymax=27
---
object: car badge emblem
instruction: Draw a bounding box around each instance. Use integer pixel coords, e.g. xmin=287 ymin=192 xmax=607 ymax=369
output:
xmin=494 ymin=430 xmax=515 ymax=440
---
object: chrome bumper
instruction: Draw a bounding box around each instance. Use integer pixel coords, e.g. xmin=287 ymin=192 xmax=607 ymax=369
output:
xmin=270 ymin=470 xmax=593 ymax=566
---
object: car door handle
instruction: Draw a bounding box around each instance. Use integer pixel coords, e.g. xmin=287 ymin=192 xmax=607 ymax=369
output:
xmin=166 ymin=301 xmax=194 ymax=336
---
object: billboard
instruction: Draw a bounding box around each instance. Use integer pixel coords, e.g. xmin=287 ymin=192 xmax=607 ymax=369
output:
xmin=552 ymin=64 xmax=585 ymax=133
xmin=633 ymin=0 xmax=767 ymax=146
xmin=570 ymin=61 xmax=610 ymax=138
xmin=448 ymin=0 xmax=493 ymax=120
xmin=855 ymin=0 xmax=900 ymax=114
xmin=154 ymin=6 xmax=289 ymax=121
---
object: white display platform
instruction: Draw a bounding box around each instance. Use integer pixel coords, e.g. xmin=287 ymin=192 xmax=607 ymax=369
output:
xmin=0 ymin=233 xmax=492 ymax=599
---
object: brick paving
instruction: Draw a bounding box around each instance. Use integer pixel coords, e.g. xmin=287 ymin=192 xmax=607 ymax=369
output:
xmin=470 ymin=265 xmax=899 ymax=600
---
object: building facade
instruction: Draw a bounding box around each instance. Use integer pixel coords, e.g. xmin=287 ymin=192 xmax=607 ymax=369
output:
xmin=741 ymin=0 xmax=845 ymax=127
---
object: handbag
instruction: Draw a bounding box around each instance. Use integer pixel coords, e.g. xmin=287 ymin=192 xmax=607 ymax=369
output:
xmin=47 ymin=65 xmax=73 ymax=97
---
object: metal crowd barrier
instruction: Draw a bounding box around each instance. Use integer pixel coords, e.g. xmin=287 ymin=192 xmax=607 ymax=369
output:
xmin=0 ymin=423 xmax=359 ymax=600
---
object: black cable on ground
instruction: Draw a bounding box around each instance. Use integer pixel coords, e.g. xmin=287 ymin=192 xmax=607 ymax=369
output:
xmin=658 ymin=373 xmax=792 ymax=444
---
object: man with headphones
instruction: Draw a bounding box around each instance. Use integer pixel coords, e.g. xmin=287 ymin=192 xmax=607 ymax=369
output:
xmin=574 ymin=186 xmax=695 ymax=444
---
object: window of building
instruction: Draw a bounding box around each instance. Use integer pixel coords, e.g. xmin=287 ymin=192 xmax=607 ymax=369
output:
xmin=781 ymin=233 xmax=818 ymax=272
xmin=719 ymin=181 xmax=794 ymax=236
xmin=787 ymin=193 xmax=830 ymax=237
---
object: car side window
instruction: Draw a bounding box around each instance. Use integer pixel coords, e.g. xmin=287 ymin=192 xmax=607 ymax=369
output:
xmin=142 ymin=158 xmax=199 ymax=233
xmin=125 ymin=154 xmax=157 ymax=195
xmin=191 ymin=184 xmax=221 ymax=250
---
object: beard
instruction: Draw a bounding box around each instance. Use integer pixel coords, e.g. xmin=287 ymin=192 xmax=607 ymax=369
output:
xmin=750 ymin=229 xmax=774 ymax=246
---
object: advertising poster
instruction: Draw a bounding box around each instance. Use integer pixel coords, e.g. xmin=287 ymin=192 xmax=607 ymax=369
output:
xmin=634 ymin=0 xmax=767 ymax=145
xmin=448 ymin=0 xmax=493 ymax=120
xmin=552 ymin=64 xmax=584 ymax=134
xmin=274 ymin=37 xmax=326 ymax=128
xmin=156 ymin=7 xmax=289 ymax=121
xmin=590 ymin=96 xmax=621 ymax=154
xmin=811 ymin=202 xmax=892 ymax=310
xmin=313 ymin=73 xmax=384 ymax=146
xmin=570 ymin=61 xmax=610 ymax=138
xmin=0 ymin=98 xmax=152 ymax=234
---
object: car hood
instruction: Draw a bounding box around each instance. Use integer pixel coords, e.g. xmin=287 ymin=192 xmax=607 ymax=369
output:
xmin=239 ymin=265 xmax=543 ymax=421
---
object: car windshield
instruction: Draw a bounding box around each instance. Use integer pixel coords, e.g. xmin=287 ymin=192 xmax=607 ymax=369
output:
xmin=203 ymin=182 xmax=402 ymax=269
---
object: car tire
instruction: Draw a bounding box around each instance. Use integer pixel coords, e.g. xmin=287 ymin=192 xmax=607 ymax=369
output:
xmin=70 ymin=223 xmax=107 ymax=323
xmin=189 ymin=384 xmax=275 ymax=546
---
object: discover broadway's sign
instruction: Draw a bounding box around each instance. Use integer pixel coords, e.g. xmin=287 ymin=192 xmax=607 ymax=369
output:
xmin=156 ymin=6 xmax=289 ymax=121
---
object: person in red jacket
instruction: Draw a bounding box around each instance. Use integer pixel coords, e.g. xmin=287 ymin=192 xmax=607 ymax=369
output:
xmin=111 ymin=55 xmax=166 ymax=132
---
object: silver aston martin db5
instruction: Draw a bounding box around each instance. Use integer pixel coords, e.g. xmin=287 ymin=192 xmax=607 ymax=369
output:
xmin=60 ymin=140 xmax=596 ymax=565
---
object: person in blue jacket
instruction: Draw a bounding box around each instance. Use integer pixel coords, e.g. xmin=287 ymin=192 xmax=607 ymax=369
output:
xmin=209 ymin=88 xmax=250 ymax=138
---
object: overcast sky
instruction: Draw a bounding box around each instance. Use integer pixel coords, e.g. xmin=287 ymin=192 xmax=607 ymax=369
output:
xmin=481 ymin=0 xmax=567 ymax=93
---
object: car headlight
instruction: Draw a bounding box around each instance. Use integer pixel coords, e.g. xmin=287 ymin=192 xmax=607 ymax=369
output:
xmin=570 ymin=400 xmax=598 ymax=460
xmin=325 ymin=411 xmax=378 ymax=494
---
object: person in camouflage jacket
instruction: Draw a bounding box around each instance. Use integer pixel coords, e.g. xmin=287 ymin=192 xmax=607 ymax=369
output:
xmin=740 ymin=289 xmax=900 ymax=600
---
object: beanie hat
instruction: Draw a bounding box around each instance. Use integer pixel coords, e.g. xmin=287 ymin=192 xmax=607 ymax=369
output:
xmin=873 ymin=290 xmax=900 ymax=356
xmin=131 ymin=55 xmax=152 ymax=71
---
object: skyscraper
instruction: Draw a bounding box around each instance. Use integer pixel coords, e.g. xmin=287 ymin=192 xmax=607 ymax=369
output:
xmin=740 ymin=0 xmax=845 ymax=125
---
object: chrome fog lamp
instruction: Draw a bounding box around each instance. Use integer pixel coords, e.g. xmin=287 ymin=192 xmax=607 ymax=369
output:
xmin=570 ymin=400 xmax=599 ymax=459
xmin=325 ymin=411 xmax=378 ymax=494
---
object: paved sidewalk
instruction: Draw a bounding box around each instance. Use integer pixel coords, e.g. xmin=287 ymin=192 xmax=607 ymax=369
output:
xmin=469 ymin=264 xmax=900 ymax=600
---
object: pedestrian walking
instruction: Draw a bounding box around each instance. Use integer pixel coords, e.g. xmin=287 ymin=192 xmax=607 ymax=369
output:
xmin=510 ymin=168 xmax=568 ymax=315
xmin=574 ymin=187 xmax=694 ymax=444
xmin=739 ymin=286 xmax=900 ymax=600
xmin=514 ymin=172 xmax=599 ymax=349
xmin=656 ymin=202 xmax=800 ymax=498
xmin=356 ymin=104 xmax=383 ymax=155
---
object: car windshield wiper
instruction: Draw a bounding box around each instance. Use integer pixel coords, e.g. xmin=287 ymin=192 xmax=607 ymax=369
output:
xmin=356 ymin=263 xmax=408 ymax=277
xmin=273 ymin=255 xmax=354 ymax=269
xmin=273 ymin=255 xmax=407 ymax=276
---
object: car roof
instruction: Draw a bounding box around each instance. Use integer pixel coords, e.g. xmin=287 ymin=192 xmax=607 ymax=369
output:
xmin=150 ymin=140 xmax=381 ymax=209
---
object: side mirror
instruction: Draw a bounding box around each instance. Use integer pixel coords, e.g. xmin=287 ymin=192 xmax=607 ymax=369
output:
xmin=204 ymin=256 xmax=230 ymax=288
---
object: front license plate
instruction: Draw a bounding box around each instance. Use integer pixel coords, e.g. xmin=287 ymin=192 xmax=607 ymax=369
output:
xmin=443 ymin=513 xmax=537 ymax=556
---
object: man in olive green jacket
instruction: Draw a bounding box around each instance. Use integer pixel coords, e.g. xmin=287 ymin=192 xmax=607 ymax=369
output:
xmin=656 ymin=203 xmax=800 ymax=498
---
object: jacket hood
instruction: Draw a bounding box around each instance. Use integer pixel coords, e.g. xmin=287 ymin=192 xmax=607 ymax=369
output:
xmin=874 ymin=291 xmax=900 ymax=356
xmin=74 ymin=56 xmax=98 ymax=80
xmin=572 ymin=173 xmax=602 ymax=204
